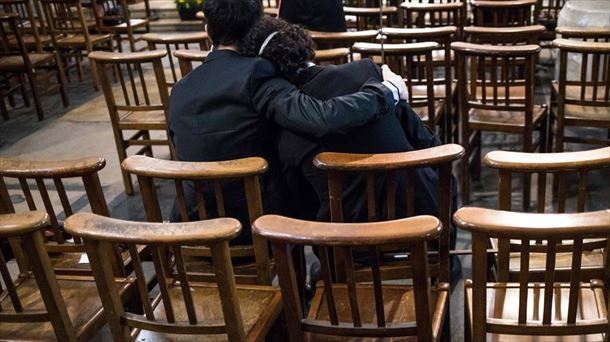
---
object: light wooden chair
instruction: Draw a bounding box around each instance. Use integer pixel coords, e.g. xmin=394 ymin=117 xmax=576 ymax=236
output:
xmin=343 ymin=6 xmax=398 ymax=30
xmin=121 ymin=155 xmax=274 ymax=285
xmin=471 ymin=0 xmax=538 ymax=27
xmin=454 ymin=207 xmax=610 ymax=341
xmin=142 ymin=31 xmax=209 ymax=87
xmin=91 ymin=0 xmax=151 ymax=52
xmin=535 ymin=0 xmax=566 ymax=43
xmin=0 ymin=13 xmax=68 ymax=120
xmin=463 ymin=25 xmax=545 ymax=45
xmin=353 ymin=41 xmax=451 ymax=141
xmin=40 ymin=0 xmax=113 ymax=91
xmin=452 ymin=42 xmax=548 ymax=205
xmin=0 ymin=156 xmax=138 ymax=277
xmin=555 ymin=26 xmax=610 ymax=42
xmin=173 ymin=48 xmax=209 ymax=78
xmin=551 ymin=38 xmax=610 ymax=152
xmin=308 ymin=29 xmax=378 ymax=50
xmin=89 ymin=50 xmax=175 ymax=195
xmin=0 ymin=0 xmax=50 ymax=52
xmin=253 ymin=214 xmax=449 ymax=342
xmin=0 ymin=211 xmax=131 ymax=341
xmin=314 ymin=47 xmax=350 ymax=65
xmin=484 ymin=147 xmax=610 ymax=283
xmin=64 ymin=212 xmax=283 ymax=342
xmin=400 ymin=0 xmax=466 ymax=39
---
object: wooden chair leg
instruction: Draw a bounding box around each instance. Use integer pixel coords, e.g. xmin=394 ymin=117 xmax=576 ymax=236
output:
xmin=25 ymin=69 xmax=44 ymax=121
xmin=17 ymin=73 xmax=30 ymax=107
xmin=472 ymin=131 xmax=482 ymax=181
xmin=522 ymin=132 xmax=533 ymax=211
xmin=0 ymin=96 xmax=9 ymax=120
xmin=461 ymin=129 xmax=471 ymax=205
xmin=54 ymin=54 xmax=69 ymax=108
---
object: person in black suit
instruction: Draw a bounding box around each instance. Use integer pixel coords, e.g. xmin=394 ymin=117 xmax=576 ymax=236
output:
xmin=240 ymin=17 xmax=455 ymax=225
xmin=278 ymin=0 xmax=346 ymax=32
xmin=168 ymin=0 xmax=408 ymax=244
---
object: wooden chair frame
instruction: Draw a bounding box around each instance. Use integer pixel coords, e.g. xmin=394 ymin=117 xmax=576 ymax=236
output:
xmin=314 ymin=47 xmax=351 ymax=65
xmin=91 ymin=0 xmax=151 ymax=52
xmin=343 ymin=6 xmax=399 ymax=30
xmin=308 ymin=29 xmax=377 ymax=51
xmin=172 ymin=49 xmax=209 ymax=78
xmin=470 ymin=0 xmax=538 ymax=27
xmin=401 ymin=1 xmax=466 ymax=39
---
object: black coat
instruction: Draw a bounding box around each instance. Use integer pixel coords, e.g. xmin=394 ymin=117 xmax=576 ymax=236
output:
xmin=278 ymin=59 xmax=443 ymax=223
xmin=168 ymin=50 xmax=394 ymax=244
xmin=279 ymin=0 xmax=346 ymax=32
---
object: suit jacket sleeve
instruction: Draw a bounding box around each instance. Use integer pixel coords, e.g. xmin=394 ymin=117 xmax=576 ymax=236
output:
xmin=250 ymin=59 xmax=395 ymax=138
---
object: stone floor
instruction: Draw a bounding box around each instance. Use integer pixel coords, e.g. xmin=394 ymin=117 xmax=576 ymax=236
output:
xmin=1 ymin=48 xmax=608 ymax=341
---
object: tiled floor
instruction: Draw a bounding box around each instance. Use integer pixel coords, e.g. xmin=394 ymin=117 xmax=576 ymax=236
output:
xmin=1 ymin=49 xmax=608 ymax=341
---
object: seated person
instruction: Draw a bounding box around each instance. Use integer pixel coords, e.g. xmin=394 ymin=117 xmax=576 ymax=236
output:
xmin=240 ymin=18 xmax=452 ymax=225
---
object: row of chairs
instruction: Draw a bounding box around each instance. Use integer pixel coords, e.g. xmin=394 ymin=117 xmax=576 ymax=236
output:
xmin=0 ymin=143 xmax=608 ymax=340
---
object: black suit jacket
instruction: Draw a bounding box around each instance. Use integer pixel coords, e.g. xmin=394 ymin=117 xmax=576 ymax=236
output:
xmin=278 ymin=59 xmax=443 ymax=222
xmin=279 ymin=0 xmax=346 ymax=32
xmin=168 ymin=50 xmax=394 ymax=243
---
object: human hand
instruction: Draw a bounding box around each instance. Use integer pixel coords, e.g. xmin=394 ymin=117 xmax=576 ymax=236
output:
xmin=381 ymin=64 xmax=409 ymax=102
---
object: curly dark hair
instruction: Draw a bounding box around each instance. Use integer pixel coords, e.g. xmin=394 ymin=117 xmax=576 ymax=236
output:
xmin=203 ymin=0 xmax=262 ymax=46
xmin=240 ymin=17 xmax=315 ymax=82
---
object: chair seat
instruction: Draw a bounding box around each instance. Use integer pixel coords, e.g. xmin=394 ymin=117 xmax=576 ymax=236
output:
xmin=412 ymin=99 xmax=445 ymax=124
xmin=508 ymin=249 xmax=606 ymax=282
xmin=0 ymin=275 xmax=130 ymax=340
xmin=56 ymin=33 xmax=112 ymax=47
xmin=551 ymin=81 xmax=608 ymax=102
xmin=118 ymin=109 xmax=167 ymax=130
xmin=307 ymin=283 xmax=448 ymax=341
xmin=0 ymin=53 xmax=55 ymax=71
xmin=10 ymin=34 xmax=53 ymax=49
xmin=48 ymin=242 xmax=146 ymax=273
xmin=468 ymin=105 xmax=547 ymax=133
xmin=103 ymin=18 xmax=149 ymax=32
xmin=465 ymin=281 xmax=607 ymax=341
xmin=135 ymin=282 xmax=282 ymax=342
xmin=182 ymin=254 xmax=274 ymax=285
xmin=563 ymin=105 xmax=610 ymax=127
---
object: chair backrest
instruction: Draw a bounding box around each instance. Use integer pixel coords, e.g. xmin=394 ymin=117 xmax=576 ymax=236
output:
xmin=343 ymin=6 xmax=398 ymax=30
xmin=121 ymin=155 xmax=273 ymax=284
xmin=64 ymin=212 xmax=249 ymax=342
xmin=0 ymin=13 xmax=29 ymax=62
xmin=314 ymin=47 xmax=350 ymax=64
xmin=464 ymin=25 xmax=545 ymax=45
xmin=142 ymin=32 xmax=209 ymax=87
xmin=40 ymin=0 xmax=91 ymax=48
xmin=173 ymin=49 xmax=209 ymax=78
xmin=352 ymin=41 xmax=440 ymax=126
xmin=535 ymin=0 xmax=565 ymax=24
xmin=452 ymin=42 xmax=540 ymax=124
xmin=91 ymin=0 xmax=130 ymax=29
xmin=0 ymin=211 xmax=79 ymax=342
xmin=0 ymin=0 xmax=43 ymax=52
xmin=400 ymin=1 xmax=466 ymax=38
xmin=471 ymin=0 xmax=537 ymax=27
xmin=313 ymin=144 xmax=464 ymax=282
xmin=454 ymin=207 xmax=610 ymax=340
xmin=253 ymin=214 xmax=444 ymax=342
xmin=0 ymin=157 xmax=124 ymax=274
xmin=556 ymin=26 xmax=610 ymax=43
xmin=308 ymin=29 xmax=377 ymax=49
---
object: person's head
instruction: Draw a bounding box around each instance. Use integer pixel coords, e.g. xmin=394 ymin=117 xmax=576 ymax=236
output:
xmin=203 ymin=0 xmax=262 ymax=47
xmin=241 ymin=17 xmax=315 ymax=82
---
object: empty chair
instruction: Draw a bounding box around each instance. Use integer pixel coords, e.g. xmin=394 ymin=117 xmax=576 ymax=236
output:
xmin=91 ymin=0 xmax=151 ymax=52
xmin=0 ymin=13 xmax=68 ymax=120
xmin=121 ymin=155 xmax=274 ymax=285
xmin=64 ymin=213 xmax=282 ymax=342
xmin=0 ymin=0 xmax=49 ymax=52
xmin=314 ymin=47 xmax=351 ymax=64
xmin=551 ymin=38 xmax=610 ymax=153
xmin=536 ymin=0 xmax=566 ymax=43
xmin=343 ymin=6 xmax=398 ymax=30
xmin=173 ymin=49 xmax=209 ymax=78
xmin=452 ymin=42 xmax=548 ymax=205
xmin=308 ymin=29 xmax=378 ymax=49
xmin=471 ymin=0 xmax=538 ymax=27
xmin=464 ymin=25 xmax=545 ymax=45
xmin=400 ymin=0 xmax=466 ymax=39
xmin=90 ymin=50 xmax=175 ymax=195
xmin=555 ymin=26 xmax=610 ymax=42
xmin=454 ymin=207 xmax=610 ymax=341
xmin=142 ymin=31 xmax=209 ymax=87
xmin=0 ymin=211 xmax=131 ymax=341
xmin=0 ymin=156 xmax=138 ymax=276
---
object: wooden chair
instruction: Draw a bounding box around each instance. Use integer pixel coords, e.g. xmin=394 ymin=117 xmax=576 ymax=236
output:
xmin=0 ymin=0 xmax=49 ymax=52
xmin=556 ymin=26 xmax=610 ymax=42
xmin=308 ymin=29 xmax=378 ymax=50
xmin=64 ymin=212 xmax=283 ymax=342
xmin=314 ymin=47 xmax=350 ymax=65
xmin=142 ymin=31 xmax=209 ymax=87
xmin=121 ymin=155 xmax=274 ymax=285
xmin=173 ymin=48 xmax=209 ymax=78
xmin=352 ymin=41 xmax=451 ymax=141
xmin=0 ymin=156 xmax=138 ymax=277
xmin=463 ymin=25 xmax=545 ymax=45
xmin=89 ymin=50 xmax=175 ymax=195
xmin=535 ymin=0 xmax=566 ymax=43
xmin=381 ymin=26 xmax=458 ymax=143
xmin=551 ymin=38 xmax=610 ymax=153
xmin=0 ymin=211 xmax=131 ymax=341
xmin=253 ymin=214 xmax=449 ymax=342
xmin=343 ymin=6 xmax=398 ymax=30
xmin=0 ymin=13 xmax=68 ymax=120
xmin=91 ymin=0 xmax=151 ymax=52
xmin=452 ymin=42 xmax=548 ymax=205
xmin=400 ymin=1 xmax=466 ymax=39
xmin=484 ymin=147 xmax=610 ymax=283
xmin=40 ymin=0 xmax=113 ymax=91
xmin=471 ymin=0 xmax=538 ymax=27
xmin=454 ymin=207 xmax=610 ymax=341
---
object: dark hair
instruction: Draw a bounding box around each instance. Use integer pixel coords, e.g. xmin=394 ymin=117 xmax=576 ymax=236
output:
xmin=203 ymin=0 xmax=262 ymax=46
xmin=240 ymin=17 xmax=315 ymax=82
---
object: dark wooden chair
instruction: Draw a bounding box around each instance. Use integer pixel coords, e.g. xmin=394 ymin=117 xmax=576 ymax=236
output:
xmin=484 ymin=147 xmax=610 ymax=283
xmin=471 ymin=0 xmax=538 ymax=27
xmin=314 ymin=47 xmax=351 ymax=65
xmin=400 ymin=0 xmax=466 ymax=39
xmin=64 ymin=212 xmax=283 ymax=342
xmin=121 ymin=155 xmax=274 ymax=285
xmin=556 ymin=26 xmax=610 ymax=42
xmin=89 ymin=50 xmax=175 ymax=195
xmin=352 ymin=41 xmax=451 ymax=141
xmin=308 ymin=29 xmax=378 ymax=50
xmin=142 ymin=31 xmax=209 ymax=87
xmin=454 ymin=207 xmax=610 ymax=341
xmin=40 ymin=0 xmax=113 ymax=91
xmin=0 ymin=211 xmax=131 ymax=341
xmin=173 ymin=48 xmax=209 ymax=78
xmin=0 ymin=13 xmax=68 ymax=120
xmin=253 ymin=214 xmax=449 ymax=342
xmin=0 ymin=0 xmax=50 ymax=52
xmin=0 ymin=156 xmax=138 ymax=277
xmin=551 ymin=38 xmax=610 ymax=153
xmin=381 ymin=26 xmax=458 ymax=143
xmin=463 ymin=25 xmax=545 ymax=45
xmin=535 ymin=0 xmax=566 ymax=43
xmin=343 ymin=6 xmax=399 ymax=30
xmin=91 ymin=0 xmax=151 ymax=52
xmin=452 ymin=42 xmax=548 ymax=205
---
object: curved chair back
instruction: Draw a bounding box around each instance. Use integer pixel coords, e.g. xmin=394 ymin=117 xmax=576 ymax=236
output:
xmin=471 ymin=0 xmax=538 ymax=27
